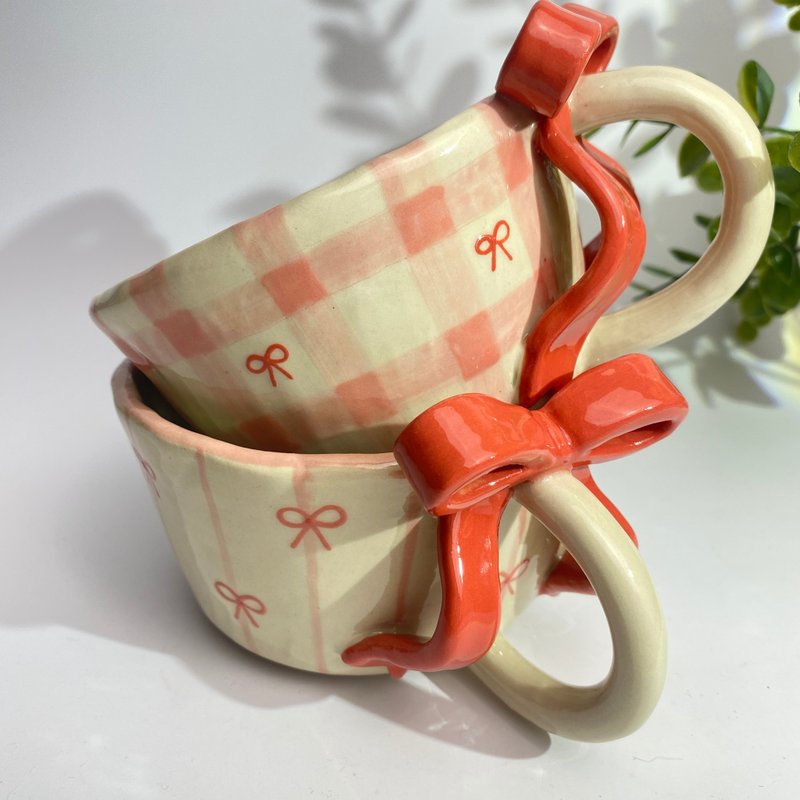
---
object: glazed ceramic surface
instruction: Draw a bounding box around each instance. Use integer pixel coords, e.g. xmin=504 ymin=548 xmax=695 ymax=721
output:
xmin=92 ymin=63 xmax=772 ymax=456
xmin=94 ymin=97 xmax=574 ymax=454
xmin=97 ymin=0 xmax=775 ymax=743
xmin=113 ymin=362 xmax=558 ymax=676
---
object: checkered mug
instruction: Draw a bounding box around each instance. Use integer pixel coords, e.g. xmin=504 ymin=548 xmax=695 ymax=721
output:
xmin=93 ymin=65 xmax=770 ymax=454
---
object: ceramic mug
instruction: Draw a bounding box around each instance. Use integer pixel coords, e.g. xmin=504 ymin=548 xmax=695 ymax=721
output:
xmin=116 ymin=358 xmax=678 ymax=742
xmin=91 ymin=70 xmax=771 ymax=455
xmin=99 ymin=1 xmax=775 ymax=742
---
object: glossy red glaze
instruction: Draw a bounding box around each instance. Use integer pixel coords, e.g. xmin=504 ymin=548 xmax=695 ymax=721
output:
xmin=496 ymin=1 xmax=617 ymax=117
xmin=343 ymin=1 xmax=685 ymax=675
xmin=341 ymin=355 xmax=687 ymax=675
xmin=341 ymin=492 xmax=509 ymax=679
xmin=518 ymin=110 xmax=645 ymax=405
xmin=496 ymin=0 xmax=650 ymax=595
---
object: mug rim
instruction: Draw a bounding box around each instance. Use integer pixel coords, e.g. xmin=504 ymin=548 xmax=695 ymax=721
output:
xmin=112 ymin=360 xmax=399 ymax=470
xmin=91 ymin=93 xmax=537 ymax=317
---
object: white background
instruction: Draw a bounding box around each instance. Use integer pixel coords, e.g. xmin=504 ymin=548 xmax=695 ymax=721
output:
xmin=2 ymin=1 xmax=800 ymax=797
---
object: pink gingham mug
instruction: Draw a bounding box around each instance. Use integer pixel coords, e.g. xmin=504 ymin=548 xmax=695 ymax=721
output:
xmin=92 ymin=66 xmax=771 ymax=454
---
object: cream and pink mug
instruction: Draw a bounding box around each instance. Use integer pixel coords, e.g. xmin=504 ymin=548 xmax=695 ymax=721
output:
xmin=94 ymin=1 xmax=773 ymax=741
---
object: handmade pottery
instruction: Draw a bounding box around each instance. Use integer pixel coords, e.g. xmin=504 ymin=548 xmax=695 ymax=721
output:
xmin=91 ymin=57 xmax=772 ymax=456
xmin=115 ymin=356 xmax=677 ymax=741
xmin=95 ymin=0 xmax=775 ymax=742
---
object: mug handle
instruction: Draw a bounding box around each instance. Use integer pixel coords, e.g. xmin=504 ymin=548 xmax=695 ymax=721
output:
xmin=570 ymin=66 xmax=774 ymax=373
xmin=469 ymin=471 xmax=666 ymax=742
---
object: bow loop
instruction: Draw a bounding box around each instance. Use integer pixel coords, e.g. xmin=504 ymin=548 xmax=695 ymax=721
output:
xmin=541 ymin=353 xmax=687 ymax=466
xmin=394 ymin=354 xmax=687 ymax=517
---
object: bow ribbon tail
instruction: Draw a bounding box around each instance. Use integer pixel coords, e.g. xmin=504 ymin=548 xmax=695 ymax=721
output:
xmin=517 ymin=105 xmax=647 ymax=407
xmin=341 ymin=492 xmax=510 ymax=677
xmin=540 ymin=465 xmax=638 ymax=595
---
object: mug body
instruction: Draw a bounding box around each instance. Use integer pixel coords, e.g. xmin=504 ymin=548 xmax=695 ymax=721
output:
xmin=114 ymin=362 xmax=561 ymax=675
xmin=95 ymin=96 xmax=582 ymax=454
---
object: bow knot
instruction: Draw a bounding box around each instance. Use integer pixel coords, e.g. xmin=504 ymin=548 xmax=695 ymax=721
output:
xmin=394 ymin=354 xmax=687 ymax=516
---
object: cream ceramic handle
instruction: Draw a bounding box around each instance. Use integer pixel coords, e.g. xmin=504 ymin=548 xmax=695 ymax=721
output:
xmin=469 ymin=470 xmax=666 ymax=742
xmin=569 ymin=67 xmax=774 ymax=373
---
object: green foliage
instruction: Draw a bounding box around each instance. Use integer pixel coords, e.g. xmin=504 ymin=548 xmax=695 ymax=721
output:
xmin=737 ymin=60 xmax=774 ymax=127
xmin=678 ymin=134 xmax=710 ymax=177
xmin=627 ymin=58 xmax=800 ymax=342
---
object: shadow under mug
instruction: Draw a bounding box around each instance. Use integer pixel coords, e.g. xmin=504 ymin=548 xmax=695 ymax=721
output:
xmin=116 ymin=361 xmax=668 ymax=742
xmin=93 ymin=67 xmax=772 ymax=455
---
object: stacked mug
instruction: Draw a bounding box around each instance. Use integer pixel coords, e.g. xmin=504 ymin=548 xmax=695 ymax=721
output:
xmin=91 ymin=1 xmax=773 ymax=741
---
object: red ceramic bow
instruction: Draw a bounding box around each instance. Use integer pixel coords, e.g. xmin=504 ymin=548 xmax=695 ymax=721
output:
xmin=342 ymin=355 xmax=688 ymax=675
xmin=343 ymin=1 xmax=687 ymax=677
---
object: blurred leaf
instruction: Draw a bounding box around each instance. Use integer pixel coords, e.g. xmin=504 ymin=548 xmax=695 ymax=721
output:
xmin=774 ymin=165 xmax=800 ymax=195
xmin=707 ymin=215 xmax=721 ymax=242
xmin=644 ymin=264 xmax=682 ymax=278
xmin=694 ymin=213 xmax=713 ymax=227
xmin=696 ymin=160 xmax=723 ymax=192
xmin=737 ymin=60 xmax=774 ymax=127
xmin=775 ymin=190 xmax=800 ymax=225
xmin=773 ymin=0 xmax=800 ymax=6
xmin=766 ymin=135 xmax=793 ymax=167
xmin=632 ymin=280 xmax=674 ymax=298
xmin=760 ymin=266 xmax=800 ymax=313
xmin=789 ymin=132 xmax=800 ymax=171
xmin=631 ymin=281 xmax=656 ymax=297
xmin=772 ymin=203 xmax=794 ymax=238
xmin=767 ymin=244 xmax=797 ymax=282
xmin=633 ymin=124 xmax=675 ymax=156
xmin=621 ymin=120 xmax=641 ymax=146
xmin=791 ymin=8 xmax=800 ymax=30
xmin=670 ymin=248 xmax=701 ymax=264
xmin=740 ymin=287 xmax=769 ymax=321
xmin=678 ymin=133 xmax=710 ymax=176
xmin=386 ymin=0 xmax=416 ymax=38
xmin=736 ymin=320 xmax=759 ymax=342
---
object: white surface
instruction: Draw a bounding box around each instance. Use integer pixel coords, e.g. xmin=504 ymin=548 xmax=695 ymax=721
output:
xmin=2 ymin=1 xmax=799 ymax=797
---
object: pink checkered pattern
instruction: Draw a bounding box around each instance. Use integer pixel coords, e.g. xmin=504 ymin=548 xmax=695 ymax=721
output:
xmin=93 ymin=96 xmax=564 ymax=453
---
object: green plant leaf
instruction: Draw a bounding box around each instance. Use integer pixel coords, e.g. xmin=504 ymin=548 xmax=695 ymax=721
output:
xmin=736 ymin=320 xmax=759 ymax=342
xmin=760 ymin=265 xmax=800 ymax=313
xmin=694 ymin=214 xmax=713 ymax=227
xmin=766 ymin=136 xmax=793 ymax=167
xmin=772 ymin=203 xmax=793 ymax=239
xmin=643 ymin=265 xmax=682 ymax=279
xmin=631 ymin=281 xmax=656 ymax=297
xmin=669 ymin=249 xmax=701 ymax=264
xmin=695 ymin=160 xmax=723 ymax=192
xmin=740 ymin=287 xmax=769 ymax=321
xmin=790 ymin=8 xmax=800 ymax=30
xmin=773 ymin=0 xmax=800 ymax=6
xmin=737 ymin=60 xmax=774 ymax=127
xmin=633 ymin=124 xmax=675 ymax=157
xmin=775 ymin=191 xmax=800 ymax=225
xmin=789 ymin=132 xmax=800 ymax=172
xmin=774 ymin=165 xmax=800 ymax=196
xmin=621 ymin=120 xmax=640 ymax=146
xmin=707 ymin=216 xmax=721 ymax=242
xmin=767 ymin=244 xmax=797 ymax=282
xmin=678 ymin=133 xmax=710 ymax=176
